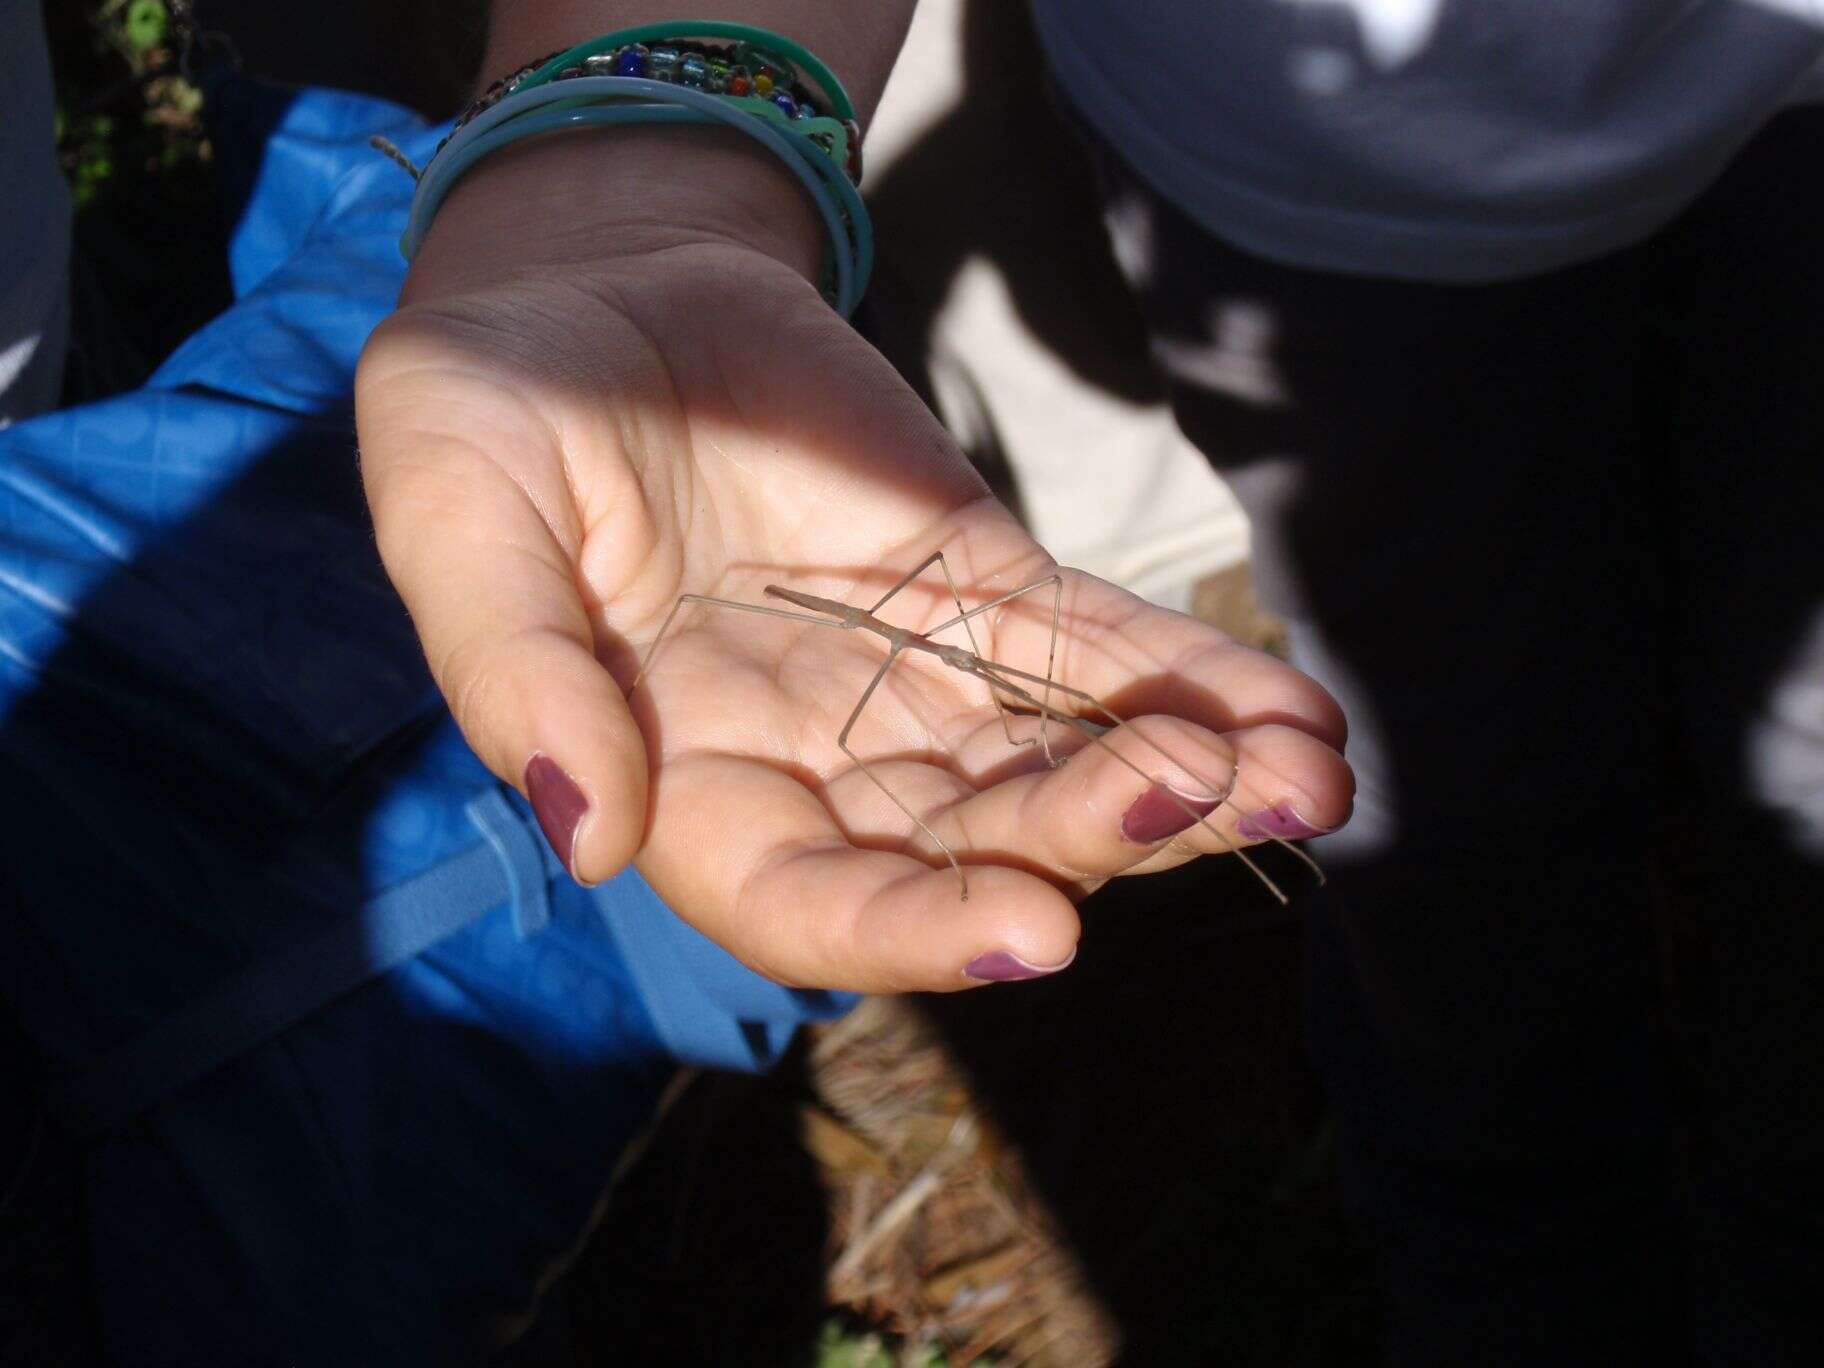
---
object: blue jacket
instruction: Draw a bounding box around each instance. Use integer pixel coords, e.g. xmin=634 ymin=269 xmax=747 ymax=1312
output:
xmin=0 ymin=85 xmax=851 ymax=1364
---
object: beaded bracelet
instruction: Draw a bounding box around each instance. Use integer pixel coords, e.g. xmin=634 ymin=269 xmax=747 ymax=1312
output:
xmin=521 ymin=23 xmax=856 ymax=117
xmin=397 ymin=25 xmax=872 ymax=314
xmin=450 ymin=22 xmax=864 ymax=180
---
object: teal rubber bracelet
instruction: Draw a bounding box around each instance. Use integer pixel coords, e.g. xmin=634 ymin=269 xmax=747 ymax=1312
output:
xmin=518 ymin=21 xmax=856 ymax=122
xmin=713 ymin=96 xmax=854 ymax=176
xmin=402 ymin=77 xmax=872 ymax=314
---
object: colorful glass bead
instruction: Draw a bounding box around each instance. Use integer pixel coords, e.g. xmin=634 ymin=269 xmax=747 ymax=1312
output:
xmin=844 ymin=119 xmax=864 ymax=181
xmin=649 ymin=46 xmax=681 ymax=80
xmin=706 ymin=59 xmax=732 ymax=93
xmin=752 ymin=70 xmax=774 ymax=96
xmin=737 ymin=43 xmax=794 ymax=83
xmin=769 ymin=90 xmax=797 ymax=118
xmin=613 ymin=45 xmax=647 ymax=77
xmin=679 ymin=54 xmax=709 ymax=87
xmin=727 ymin=68 xmax=752 ymax=96
xmin=583 ymin=53 xmax=617 ymax=76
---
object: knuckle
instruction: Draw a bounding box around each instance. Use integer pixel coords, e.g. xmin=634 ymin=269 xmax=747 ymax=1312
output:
xmin=437 ymin=636 xmax=514 ymax=747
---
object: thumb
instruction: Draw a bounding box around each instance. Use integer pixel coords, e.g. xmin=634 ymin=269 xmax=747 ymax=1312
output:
xmin=357 ymin=361 xmax=648 ymax=884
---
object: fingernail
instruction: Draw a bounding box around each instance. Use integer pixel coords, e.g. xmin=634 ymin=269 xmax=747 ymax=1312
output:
xmin=1122 ymin=783 xmax=1219 ymax=844
xmin=1236 ymin=800 xmax=1334 ymax=842
xmin=525 ymin=753 xmax=590 ymax=881
xmin=963 ymin=948 xmax=1077 ymax=983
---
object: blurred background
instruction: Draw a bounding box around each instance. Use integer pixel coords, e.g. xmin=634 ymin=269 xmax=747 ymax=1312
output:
xmin=43 ymin=3 xmax=1373 ymax=1362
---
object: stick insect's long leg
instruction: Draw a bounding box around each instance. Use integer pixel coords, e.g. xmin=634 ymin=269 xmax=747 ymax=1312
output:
xmin=975 ymin=660 xmax=1326 ymax=900
xmin=631 ymin=593 xmax=844 ymax=694
xmin=874 ymin=552 xmax=1044 ymax=760
xmin=925 ymin=573 xmax=1064 ymax=766
xmin=871 ymin=552 xmax=1013 ymax=748
xmin=928 ymin=555 xmax=1020 ymax=751
xmin=870 ymin=553 xmax=1063 ymax=766
xmin=868 ymin=549 xmax=949 ymax=616
xmin=838 ymin=645 xmax=971 ymax=900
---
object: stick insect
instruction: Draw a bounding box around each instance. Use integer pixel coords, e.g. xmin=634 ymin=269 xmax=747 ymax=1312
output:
xmin=635 ymin=551 xmax=1323 ymax=903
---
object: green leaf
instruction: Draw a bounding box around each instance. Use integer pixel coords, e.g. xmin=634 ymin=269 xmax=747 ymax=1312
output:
xmin=813 ymin=1321 xmax=894 ymax=1368
xmin=123 ymin=0 xmax=168 ymax=54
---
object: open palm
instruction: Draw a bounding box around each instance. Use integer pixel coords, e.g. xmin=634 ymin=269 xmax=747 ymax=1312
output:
xmin=358 ymin=237 xmax=1351 ymax=993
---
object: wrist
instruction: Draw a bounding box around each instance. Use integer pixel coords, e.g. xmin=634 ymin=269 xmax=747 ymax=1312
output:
xmin=404 ymin=121 xmax=825 ymax=300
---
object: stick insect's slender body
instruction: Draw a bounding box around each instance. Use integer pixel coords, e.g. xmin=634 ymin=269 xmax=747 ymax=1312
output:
xmin=636 ymin=551 xmax=1322 ymax=903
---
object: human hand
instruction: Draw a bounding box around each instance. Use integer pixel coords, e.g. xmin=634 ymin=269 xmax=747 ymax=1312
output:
xmin=356 ymin=130 xmax=1351 ymax=993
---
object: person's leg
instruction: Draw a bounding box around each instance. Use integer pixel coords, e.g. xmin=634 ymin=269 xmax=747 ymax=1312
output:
xmin=1087 ymin=145 xmax=1680 ymax=1362
xmin=0 ymin=9 xmax=85 ymax=1359
xmin=1649 ymin=105 xmax=1824 ymax=1367
xmin=0 ymin=0 xmax=72 ymax=425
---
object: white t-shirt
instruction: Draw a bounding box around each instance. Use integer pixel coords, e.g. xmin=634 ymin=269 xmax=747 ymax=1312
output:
xmin=1 ymin=0 xmax=72 ymax=424
xmin=1032 ymin=0 xmax=1824 ymax=281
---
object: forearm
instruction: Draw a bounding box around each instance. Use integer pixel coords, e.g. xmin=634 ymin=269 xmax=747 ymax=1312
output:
xmin=481 ymin=2 xmax=919 ymax=124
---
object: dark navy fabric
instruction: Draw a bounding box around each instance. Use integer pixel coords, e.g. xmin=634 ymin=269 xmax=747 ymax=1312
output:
xmin=1086 ymin=102 xmax=1824 ymax=1366
xmin=0 ymin=86 xmax=853 ymax=1363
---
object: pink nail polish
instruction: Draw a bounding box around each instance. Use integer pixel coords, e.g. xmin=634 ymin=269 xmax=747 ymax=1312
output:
xmin=1121 ymin=783 xmax=1219 ymax=844
xmin=525 ymin=753 xmax=589 ymax=880
xmin=963 ymin=948 xmax=1078 ymax=982
xmin=1236 ymin=801 xmax=1333 ymax=842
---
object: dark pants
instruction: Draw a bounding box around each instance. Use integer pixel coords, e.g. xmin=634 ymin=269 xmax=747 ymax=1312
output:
xmin=1090 ymin=109 xmax=1824 ymax=1365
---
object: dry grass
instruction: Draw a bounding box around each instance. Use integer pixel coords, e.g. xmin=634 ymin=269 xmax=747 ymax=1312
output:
xmin=805 ymin=997 xmax=1121 ymax=1366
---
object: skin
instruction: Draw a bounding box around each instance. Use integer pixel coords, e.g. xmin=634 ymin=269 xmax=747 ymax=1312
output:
xmin=354 ymin=3 xmax=1354 ymax=994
